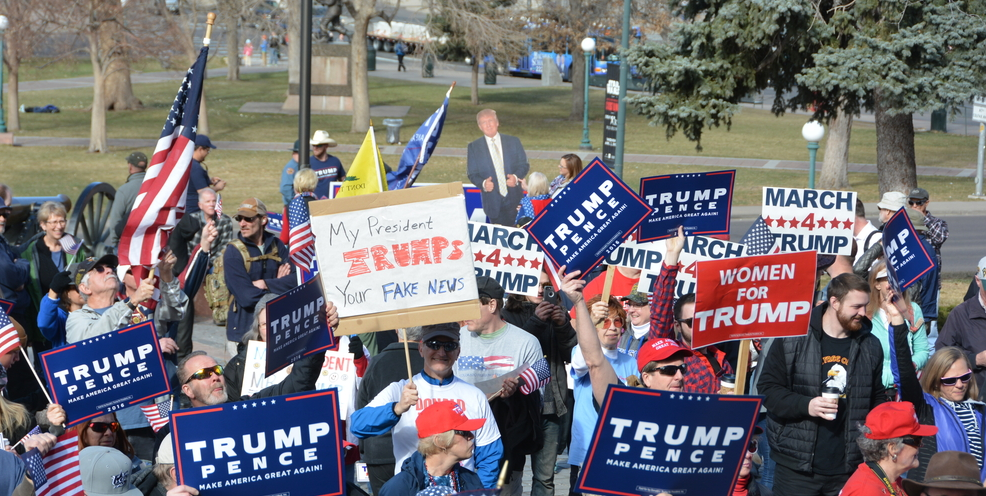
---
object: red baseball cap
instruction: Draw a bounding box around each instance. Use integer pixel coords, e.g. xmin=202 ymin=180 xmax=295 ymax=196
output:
xmin=416 ymin=400 xmax=486 ymax=439
xmin=863 ymin=402 xmax=937 ymax=440
xmin=636 ymin=338 xmax=693 ymax=372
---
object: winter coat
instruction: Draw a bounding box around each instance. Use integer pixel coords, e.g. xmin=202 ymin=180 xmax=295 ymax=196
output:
xmin=379 ymin=451 xmax=484 ymax=496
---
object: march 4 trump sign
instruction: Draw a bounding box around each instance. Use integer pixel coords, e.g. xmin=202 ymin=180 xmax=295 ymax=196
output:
xmin=469 ymin=222 xmax=545 ymax=297
xmin=761 ymin=187 xmax=856 ymax=255
xmin=578 ymin=385 xmax=761 ymax=496
xmin=638 ymin=170 xmax=735 ymax=242
xmin=527 ymin=158 xmax=652 ymax=277
xmin=692 ymin=251 xmax=816 ymax=349
xmin=171 ymin=389 xmax=344 ymax=496
xmin=41 ymin=321 xmax=170 ymax=426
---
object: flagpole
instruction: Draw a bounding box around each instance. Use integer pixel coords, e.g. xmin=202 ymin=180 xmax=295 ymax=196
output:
xmin=20 ymin=347 xmax=54 ymax=405
xmin=204 ymin=13 xmax=216 ymax=45
xmin=370 ymin=124 xmax=384 ymax=193
xmin=403 ymin=82 xmax=455 ymax=190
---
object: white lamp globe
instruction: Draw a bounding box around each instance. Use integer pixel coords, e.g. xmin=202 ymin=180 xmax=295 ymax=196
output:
xmin=581 ymin=37 xmax=596 ymax=53
xmin=0 ymin=16 xmax=9 ymax=31
xmin=802 ymin=121 xmax=825 ymax=142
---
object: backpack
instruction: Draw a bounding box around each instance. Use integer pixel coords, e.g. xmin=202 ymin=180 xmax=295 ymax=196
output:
xmin=223 ymin=239 xmax=285 ymax=315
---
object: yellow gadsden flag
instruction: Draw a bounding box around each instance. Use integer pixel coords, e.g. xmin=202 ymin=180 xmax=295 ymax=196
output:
xmin=336 ymin=126 xmax=389 ymax=198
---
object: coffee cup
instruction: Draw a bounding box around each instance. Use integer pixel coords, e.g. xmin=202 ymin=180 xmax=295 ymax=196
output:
xmin=821 ymin=387 xmax=840 ymax=420
xmin=720 ymin=374 xmax=736 ymax=395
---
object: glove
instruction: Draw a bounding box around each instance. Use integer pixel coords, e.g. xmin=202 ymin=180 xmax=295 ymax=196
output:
xmin=49 ymin=271 xmax=73 ymax=295
xmin=348 ymin=335 xmax=365 ymax=359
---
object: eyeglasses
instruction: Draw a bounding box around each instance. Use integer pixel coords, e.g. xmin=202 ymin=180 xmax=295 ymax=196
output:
xmin=902 ymin=436 xmax=923 ymax=448
xmin=236 ymin=215 xmax=259 ymax=223
xmin=646 ymin=363 xmax=688 ymax=377
xmin=184 ymin=364 xmax=224 ymax=384
xmin=600 ymin=317 xmax=624 ymax=328
xmin=89 ymin=421 xmax=120 ymax=434
xmin=0 ymin=211 xmax=9 ymax=218
xmin=940 ymin=370 xmax=973 ymax=386
xmin=908 ymin=200 xmax=926 ymax=206
xmin=45 ymin=219 xmax=67 ymax=226
xmin=92 ymin=264 xmax=112 ymax=274
xmin=676 ymin=318 xmax=693 ymax=327
xmin=424 ymin=339 xmax=459 ymax=352
xmin=454 ymin=430 xmax=475 ymax=439
xmin=748 ymin=439 xmax=758 ymax=454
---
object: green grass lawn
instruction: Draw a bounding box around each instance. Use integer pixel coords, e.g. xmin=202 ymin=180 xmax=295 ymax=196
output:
xmin=7 ymin=57 xmax=228 ymax=82
xmin=9 ymin=70 xmax=982 ymax=171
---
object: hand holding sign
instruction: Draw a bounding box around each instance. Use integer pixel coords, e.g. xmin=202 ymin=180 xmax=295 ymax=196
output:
xmin=558 ymin=266 xmax=586 ymax=304
xmin=46 ymin=404 xmax=67 ymax=426
xmin=665 ymin=226 xmax=686 ymax=266
xmin=394 ymin=381 xmax=418 ymax=415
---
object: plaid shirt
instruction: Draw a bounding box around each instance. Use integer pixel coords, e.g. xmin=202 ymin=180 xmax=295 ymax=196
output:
xmin=647 ymin=262 xmax=734 ymax=394
xmin=924 ymin=211 xmax=947 ymax=289
xmin=186 ymin=210 xmax=236 ymax=266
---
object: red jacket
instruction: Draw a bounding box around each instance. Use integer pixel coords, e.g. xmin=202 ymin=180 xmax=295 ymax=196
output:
xmin=839 ymin=463 xmax=903 ymax=496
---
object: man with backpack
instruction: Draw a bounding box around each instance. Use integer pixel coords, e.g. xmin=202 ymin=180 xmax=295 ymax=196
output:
xmin=223 ymin=197 xmax=296 ymax=358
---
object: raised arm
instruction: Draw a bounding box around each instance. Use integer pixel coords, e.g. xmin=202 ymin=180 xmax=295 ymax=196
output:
xmin=560 ymin=267 xmax=618 ymax=406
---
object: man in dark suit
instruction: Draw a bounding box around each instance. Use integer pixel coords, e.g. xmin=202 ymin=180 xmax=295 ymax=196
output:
xmin=467 ymin=109 xmax=530 ymax=226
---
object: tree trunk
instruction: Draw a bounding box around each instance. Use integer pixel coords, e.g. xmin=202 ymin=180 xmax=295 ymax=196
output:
xmin=100 ymin=15 xmax=142 ymax=111
xmin=350 ymin=13 xmax=372 ymax=133
xmin=7 ymin=64 xmax=20 ymax=131
xmin=874 ymin=89 xmax=917 ymax=195
xmin=88 ymin=36 xmax=108 ymax=153
xmin=819 ymin=102 xmax=851 ymax=190
xmin=570 ymin=47 xmax=585 ymax=121
xmin=471 ymin=57 xmax=479 ymax=105
xmin=286 ymin=0 xmax=300 ymax=90
xmin=226 ymin=20 xmax=240 ymax=81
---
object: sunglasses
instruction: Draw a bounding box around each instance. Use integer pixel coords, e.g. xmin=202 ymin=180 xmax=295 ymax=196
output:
xmin=908 ymin=200 xmax=926 ymax=206
xmin=940 ymin=370 xmax=973 ymax=386
xmin=902 ymin=436 xmax=923 ymax=448
xmin=454 ymin=430 xmax=475 ymax=439
xmin=647 ymin=363 xmax=688 ymax=377
xmin=600 ymin=317 xmax=624 ymax=328
xmin=236 ymin=215 xmax=259 ymax=223
xmin=184 ymin=364 xmax=224 ymax=384
xmin=0 ymin=212 xmax=8 ymax=218
xmin=93 ymin=264 xmax=112 ymax=274
xmin=424 ymin=339 xmax=459 ymax=352
xmin=748 ymin=439 xmax=758 ymax=454
xmin=89 ymin=421 xmax=120 ymax=434
xmin=676 ymin=318 xmax=693 ymax=327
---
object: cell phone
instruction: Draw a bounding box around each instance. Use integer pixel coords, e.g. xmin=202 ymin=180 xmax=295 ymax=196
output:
xmin=542 ymin=285 xmax=559 ymax=305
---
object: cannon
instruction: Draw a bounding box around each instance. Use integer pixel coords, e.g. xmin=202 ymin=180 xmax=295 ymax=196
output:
xmin=4 ymin=182 xmax=116 ymax=257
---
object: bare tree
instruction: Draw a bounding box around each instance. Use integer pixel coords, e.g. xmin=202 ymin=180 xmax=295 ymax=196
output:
xmin=0 ymin=0 xmax=60 ymax=131
xmin=342 ymin=0 xmax=400 ymax=133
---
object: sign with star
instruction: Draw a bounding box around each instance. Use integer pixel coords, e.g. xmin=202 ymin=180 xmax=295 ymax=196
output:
xmin=40 ymin=321 xmax=170 ymax=426
xmin=578 ymin=385 xmax=761 ymax=496
xmin=468 ymin=222 xmax=545 ymax=297
xmin=625 ymin=236 xmax=749 ymax=299
xmin=171 ymin=389 xmax=344 ymax=496
xmin=638 ymin=170 xmax=735 ymax=242
xmin=761 ymin=187 xmax=856 ymax=256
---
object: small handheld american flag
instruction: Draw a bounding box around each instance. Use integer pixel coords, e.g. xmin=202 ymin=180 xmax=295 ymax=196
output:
xmin=288 ymin=194 xmax=317 ymax=281
xmin=141 ymin=398 xmax=173 ymax=433
xmin=0 ymin=305 xmax=20 ymax=357
xmin=518 ymin=358 xmax=551 ymax=395
xmin=36 ymin=431 xmax=83 ymax=496
xmin=22 ymin=448 xmax=47 ymax=487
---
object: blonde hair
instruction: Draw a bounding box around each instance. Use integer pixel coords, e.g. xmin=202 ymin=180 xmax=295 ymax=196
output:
xmin=0 ymin=396 xmax=31 ymax=443
xmin=294 ymin=168 xmax=318 ymax=194
xmin=866 ymin=261 xmax=911 ymax=318
xmin=921 ymin=347 xmax=979 ymax=402
xmin=527 ymin=172 xmax=549 ymax=197
xmin=38 ymin=201 xmax=67 ymax=225
xmin=418 ymin=430 xmax=456 ymax=456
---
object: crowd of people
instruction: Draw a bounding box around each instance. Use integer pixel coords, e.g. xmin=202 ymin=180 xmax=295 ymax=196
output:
xmin=0 ymin=107 xmax=981 ymax=496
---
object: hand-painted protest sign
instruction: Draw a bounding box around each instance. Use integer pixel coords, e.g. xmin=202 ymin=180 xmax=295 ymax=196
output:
xmin=265 ymin=274 xmax=336 ymax=376
xmin=241 ymin=341 xmax=292 ymax=397
xmin=41 ymin=321 xmax=169 ymax=426
xmin=692 ymin=251 xmax=816 ymax=348
xmin=638 ymin=170 xmax=735 ymax=242
xmin=606 ymin=237 xmax=747 ymax=299
xmin=315 ymin=350 xmax=356 ymax=420
xmin=761 ymin=187 xmax=856 ymax=255
xmin=882 ymin=208 xmax=936 ymax=293
xmin=527 ymin=158 xmax=652 ymax=278
xmin=469 ymin=222 xmax=545 ymax=296
xmin=310 ymin=183 xmax=480 ymax=334
xmin=171 ymin=389 xmax=344 ymax=496
xmin=578 ymin=385 xmax=761 ymax=496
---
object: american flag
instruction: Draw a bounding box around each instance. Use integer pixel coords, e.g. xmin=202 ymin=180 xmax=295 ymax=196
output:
xmin=58 ymin=234 xmax=82 ymax=255
xmin=215 ymin=193 xmax=223 ymax=216
xmin=740 ymin=216 xmax=779 ymax=256
xmin=288 ymin=194 xmax=317 ymax=281
xmin=140 ymin=398 xmax=172 ymax=433
xmin=0 ymin=304 xmax=19 ymax=356
xmin=36 ymin=431 xmax=83 ymax=496
xmin=457 ymin=355 xmax=514 ymax=370
xmin=22 ymin=448 xmax=47 ymax=487
xmin=117 ymin=46 xmax=209 ymax=285
xmin=518 ymin=358 xmax=551 ymax=395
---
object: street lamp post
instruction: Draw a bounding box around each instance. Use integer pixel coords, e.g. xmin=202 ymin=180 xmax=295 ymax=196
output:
xmin=0 ymin=15 xmax=8 ymax=134
xmin=579 ymin=37 xmax=595 ymax=151
xmin=802 ymin=121 xmax=825 ymax=189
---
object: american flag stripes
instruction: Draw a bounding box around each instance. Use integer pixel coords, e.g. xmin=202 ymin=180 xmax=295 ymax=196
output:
xmin=22 ymin=448 xmax=47 ymax=487
xmin=519 ymin=358 xmax=551 ymax=395
xmin=0 ymin=304 xmax=19 ymax=356
xmin=140 ymin=398 xmax=172 ymax=433
xmin=36 ymin=431 xmax=83 ymax=496
xmin=117 ymin=46 xmax=209 ymax=281
xmin=288 ymin=194 xmax=317 ymax=280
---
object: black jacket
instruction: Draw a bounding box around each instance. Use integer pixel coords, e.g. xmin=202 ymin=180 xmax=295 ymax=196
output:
xmin=501 ymin=300 xmax=577 ymax=416
xmin=758 ymin=303 xmax=887 ymax=474
xmin=222 ymin=349 xmax=326 ymax=403
xmin=355 ymin=342 xmax=425 ymax=465
xmin=379 ymin=451 xmax=484 ymax=496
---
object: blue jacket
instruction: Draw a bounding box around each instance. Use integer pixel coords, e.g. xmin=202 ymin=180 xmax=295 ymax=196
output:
xmin=222 ymin=232 xmax=296 ymax=342
xmin=0 ymin=236 xmax=30 ymax=315
xmin=280 ymin=158 xmax=298 ymax=205
xmin=37 ymin=295 xmax=68 ymax=348
xmin=379 ymin=451 xmax=484 ymax=496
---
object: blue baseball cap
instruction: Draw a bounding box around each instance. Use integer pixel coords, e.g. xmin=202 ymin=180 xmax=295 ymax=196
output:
xmin=194 ymin=135 xmax=216 ymax=149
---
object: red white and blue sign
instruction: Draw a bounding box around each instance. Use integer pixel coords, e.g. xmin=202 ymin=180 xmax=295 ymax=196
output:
xmin=526 ymin=158 xmax=652 ymax=278
xmin=40 ymin=321 xmax=170 ymax=427
xmin=882 ymin=208 xmax=937 ymax=293
xmin=638 ymin=170 xmax=735 ymax=242
xmin=578 ymin=385 xmax=761 ymax=496
xmin=171 ymin=389 xmax=344 ymax=496
xmin=265 ymin=274 xmax=337 ymax=377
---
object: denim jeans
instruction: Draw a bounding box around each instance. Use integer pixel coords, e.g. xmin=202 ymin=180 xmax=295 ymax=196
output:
xmin=757 ymin=418 xmax=775 ymax=489
xmin=531 ymin=414 xmax=563 ymax=496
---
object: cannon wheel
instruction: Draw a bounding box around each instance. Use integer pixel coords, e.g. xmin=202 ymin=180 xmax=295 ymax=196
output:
xmin=67 ymin=182 xmax=116 ymax=258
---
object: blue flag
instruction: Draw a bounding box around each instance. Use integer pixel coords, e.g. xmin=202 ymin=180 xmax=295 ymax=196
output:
xmin=387 ymin=85 xmax=453 ymax=190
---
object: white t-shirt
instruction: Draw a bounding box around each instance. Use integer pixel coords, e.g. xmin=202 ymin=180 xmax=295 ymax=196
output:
xmin=455 ymin=322 xmax=545 ymax=385
xmin=365 ymin=373 xmax=501 ymax=474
